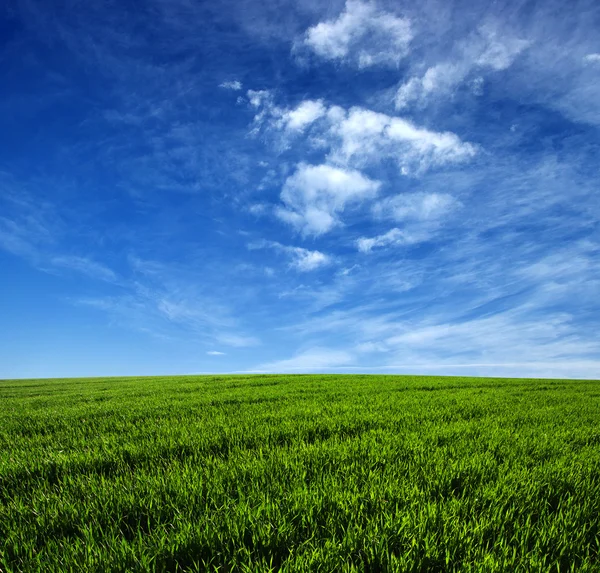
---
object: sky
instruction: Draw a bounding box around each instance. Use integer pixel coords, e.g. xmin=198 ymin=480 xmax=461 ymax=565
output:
xmin=1 ymin=0 xmax=599 ymax=379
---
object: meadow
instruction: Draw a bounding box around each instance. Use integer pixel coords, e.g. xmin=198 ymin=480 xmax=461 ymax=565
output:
xmin=1 ymin=374 xmax=599 ymax=572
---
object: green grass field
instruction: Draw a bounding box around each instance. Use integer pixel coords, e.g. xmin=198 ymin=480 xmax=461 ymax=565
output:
xmin=1 ymin=375 xmax=599 ymax=572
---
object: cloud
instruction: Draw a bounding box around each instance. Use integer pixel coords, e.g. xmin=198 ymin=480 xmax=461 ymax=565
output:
xmin=0 ymin=187 xmax=59 ymax=260
xmin=395 ymin=25 xmax=529 ymax=109
xmin=355 ymin=193 xmax=460 ymax=252
xmin=287 ymin=248 xmax=331 ymax=272
xmin=248 ymin=95 xmax=326 ymax=137
xmin=381 ymin=311 xmax=596 ymax=368
xmin=76 ymin=254 xmax=263 ymax=349
xmin=50 ymin=255 xmax=119 ymax=283
xmin=275 ymin=163 xmax=381 ymax=235
xmin=300 ymin=0 xmax=412 ymax=68
xmin=583 ymin=53 xmax=600 ymax=63
xmin=330 ymin=107 xmax=477 ymax=173
xmin=248 ymin=240 xmax=332 ymax=271
xmin=255 ymin=347 xmax=354 ymax=372
xmin=248 ymin=96 xmax=477 ymax=175
xmin=215 ymin=333 xmax=261 ymax=348
xmin=373 ymin=192 xmax=458 ymax=221
xmin=206 ymin=350 xmax=226 ymax=355
xmin=280 ymin=99 xmax=327 ymax=132
xmin=474 ymin=26 xmax=530 ymax=71
xmin=247 ymin=89 xmax=272 ymax=108
xmin=356 ymin=228 xmax=423 ymax=253
xmin=245 ymin=96 xmax=475 ymax=244
xmin=0 ymin=187 xmax=121 ymax=283
xmin=219 ymin=80 xmax=242 ymax=90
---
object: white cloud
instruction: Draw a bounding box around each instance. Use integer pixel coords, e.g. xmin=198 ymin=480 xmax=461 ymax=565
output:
xmin=356 ymin=228 xmax=422 ymax=253
xmin=373 ymin=192 xmax=458 ymax=221
xmin=247 ymin=97 xmax=476 ymax=174
xmin=249 ymin=97 xmax=326 ymax=138
xmin=381 ymin=312 xmax=595 ymax=368
xmin=396 ymin=63 xmax=464 ymax=109
xmin=246 ymin=89 xmax=279 ymax=135
xmin=355 ymin=341 xmax=389 ymax=353
xmin=470 ymin=76 xmax=485 ymax=96
xmin=248 ymin=203 xmax=269 ymax=216
xmin=247 ymin=90 xmax=273 ymax=108
xmin=50 ymin=255 xmax=119 ymax=283
xmin=475 ymin=27 xmax=530 ymax=71
xmin=276 ymin=163 xmax=381 ymax=235
xmin=330 ymin=107 xmax=477 ymax=173
xmin=249 ymin=240 xmax=332 ymax=272
xmin=216 ymin=333 xmax=261 ymax=347
xmin=206 ymin=350 xmax=226 ymax=355
xmin=219 ymin=80 xmax=242 ymax=90
xmin=256 ymin=347 xmax=354 ymax=372
xmin=245 ymin=96 xmax=474 ymax=235
xmin=395 ymin=26 xmax=529 ymax=109
xmin=583 ymin=53 xmax=600 ymax=63
xmin=280 ymin=99 xmax=327 ymax=132
xmin=291 ymin=249 xmax=331 ymax=271
xmin=301 ymin=0 xmax=412 ymax=68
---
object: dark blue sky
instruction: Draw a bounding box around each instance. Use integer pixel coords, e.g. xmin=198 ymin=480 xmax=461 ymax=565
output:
xmin=1 ymin=0 xmax=599 ymax=378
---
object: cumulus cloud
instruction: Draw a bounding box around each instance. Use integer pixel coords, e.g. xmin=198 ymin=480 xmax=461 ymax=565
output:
xmin=248 ymin=96 xmax=477 ymax=175
xmin=396 ymin=64 xmax=464 ymax=109
xmin=245 ymin=95 xmax=475 ymax=235
xmin=300 ymin=0 xmax=412 ymax=68
xmin=281 ymin=99 xmax=327 ymax=131
xmin=584 ymin=53 xmax=600 ymax=63
xmin=219 ymin=80 xmax=242 ymax=90
xmin=330 ymin=107 xmax=477 ymax=173
xmin=248 ymin=239 xmax=332 ymax=271
xmin=247 ymin=89 xmax=271 ymax=107
xmin=275 ymin=163 xmax=381 ymax=235
xmin=289 ymin=248 xmax=331 ymax=271
xmin=396 ymin=25 xmax=530 ymax=109
xmin=249 ymin=96 xmax=326 ymax=137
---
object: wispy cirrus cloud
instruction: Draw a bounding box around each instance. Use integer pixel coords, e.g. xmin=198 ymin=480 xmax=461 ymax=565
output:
xmin=395 ymin=24 xmax=530 ymax=109
xmin=49 ymin=255 xmax=119 ymax=283
xmin=356 ymin=228 xmax=422 ymax=253
xmin=254 ymin=347 xmax=355 ymax=372
xmin=372 ymin=192 xmax=458 ymax=222
xmin=0 ymin=182 xmax=122 ymax=284
xmin=354 ymin=192 xmax=460 ymax=251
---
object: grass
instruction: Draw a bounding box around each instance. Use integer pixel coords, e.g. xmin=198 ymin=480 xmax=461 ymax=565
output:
xmin=1 ymin=374 xmax=599 ymax=572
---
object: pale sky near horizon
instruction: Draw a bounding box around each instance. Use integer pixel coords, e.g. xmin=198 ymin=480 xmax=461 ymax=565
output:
xmin=1 ymin=0 xmax=599 ymax=379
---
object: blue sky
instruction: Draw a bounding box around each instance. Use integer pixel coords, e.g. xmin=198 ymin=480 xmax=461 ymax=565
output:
xmin=1 ymin=0 xmax=599 ymax=379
